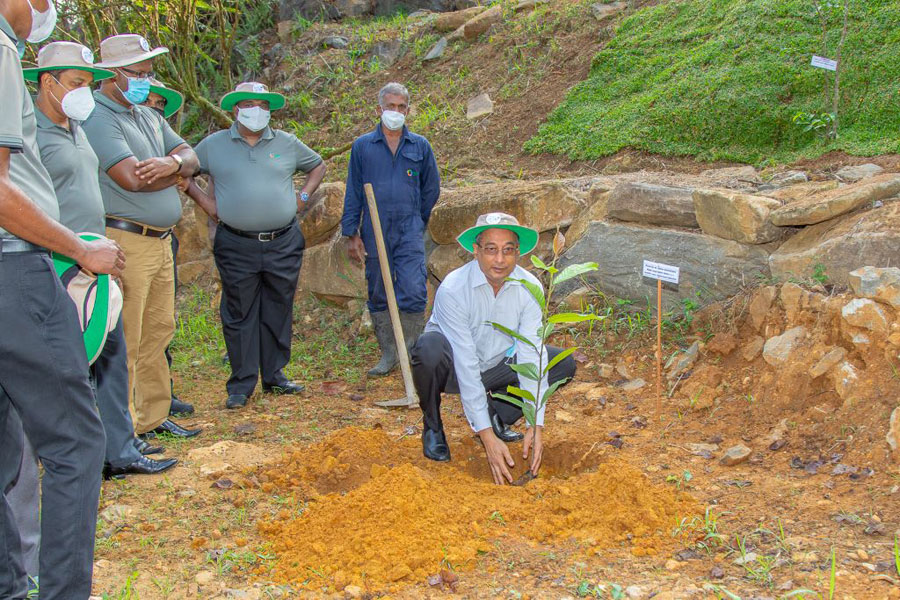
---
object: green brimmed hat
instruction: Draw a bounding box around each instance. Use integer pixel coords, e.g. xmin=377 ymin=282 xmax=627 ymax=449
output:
xmin=148 ymin=78 xmax=184 ymax=118
xmin=22 ymin=41 xmax=115 ymax=83
xmin=457 ymin=212 xmax=539 ymax=255
xmin=220 ymin=81 xmax=285 ymax=111
xmin=52 ymin=233 xmax=124 ymax=365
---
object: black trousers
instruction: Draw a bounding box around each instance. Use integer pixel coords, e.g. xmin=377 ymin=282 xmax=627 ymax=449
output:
xmin=0 ymin=252 xmax=105 ymax=600
xmin=410 ymin=331 xmax=577 ymax=433
xmin=213 ymin=223 xmax=304 ymax=396
xmin=93 ymin=318 xmax=142 ymax=468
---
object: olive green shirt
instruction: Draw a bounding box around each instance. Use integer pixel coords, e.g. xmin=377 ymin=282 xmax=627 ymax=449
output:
xmin=195 ymin=123 xmax=322 ymax=231
xmin=82 ymin=90 xmax=185 ymax=228
xmin=0 ymin=17 xmax=59 ymax=239
xmin=35 ymin=108 xmax=105 ymax=235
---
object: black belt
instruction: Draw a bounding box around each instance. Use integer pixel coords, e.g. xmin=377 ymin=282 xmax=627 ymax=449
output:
xmin=106 ymin=217 xmax=172 ymax=239
xmin=0 ymin=238 xmax=46 ymax=254
xmin=221 ymin=221 xmax=295 ymax=242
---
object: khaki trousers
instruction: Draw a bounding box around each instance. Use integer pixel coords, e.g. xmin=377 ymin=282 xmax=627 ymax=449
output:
xmin=107 ymin=227 xmax=175 ymax=434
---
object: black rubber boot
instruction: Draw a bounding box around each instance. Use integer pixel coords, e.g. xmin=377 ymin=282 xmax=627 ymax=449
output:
xmin=399 ymin=312 xmax=425 ymax=354
xmin=422 ymin=428 xmax=451 ymax=462
xmin=368 ymin=311 xmax=398 ymax=377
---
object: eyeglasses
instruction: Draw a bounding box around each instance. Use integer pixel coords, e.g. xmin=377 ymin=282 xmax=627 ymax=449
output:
xmin=119 ymin=67 xmax=155 ymax=80
xmin=476 ymin=244 xmax=519 ymax=256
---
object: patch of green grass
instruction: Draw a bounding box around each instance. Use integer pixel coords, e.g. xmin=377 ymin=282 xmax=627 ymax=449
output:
xmin=527 ymin=0 xmax=900 ymax=164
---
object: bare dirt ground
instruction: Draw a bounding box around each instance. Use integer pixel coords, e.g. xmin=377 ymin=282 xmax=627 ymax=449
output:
xmin=90 ymin=284 xmax=900 ymax=600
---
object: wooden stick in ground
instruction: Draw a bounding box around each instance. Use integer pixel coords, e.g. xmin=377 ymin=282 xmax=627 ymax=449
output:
xmin=364 ymin=183 xmax=418 ymax=409
xmin=656 ymin=278 xmax=662 ymax=413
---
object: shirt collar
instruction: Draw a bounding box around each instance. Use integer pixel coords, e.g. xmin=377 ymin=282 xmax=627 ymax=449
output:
xmin=94 ymin=89 xmax=132 ymax=114
xmin=370 ymin=122 xmax=412 ymax=145
xmin=468 ymin=260 xmax=522 ymax=291
xmin=229 ymin=121 xmax=275 ymax=142
xmin=0 ymin=14 xmax=17 ymax=47
xmin=35 ymin=106 xmax=79 ymax=136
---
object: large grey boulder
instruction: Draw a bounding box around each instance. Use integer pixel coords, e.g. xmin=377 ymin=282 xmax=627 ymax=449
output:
xmin=297 ymin=231 xmax=366 ymax=299
xmin=557 ymin=221 xmax=770 ymax=309
xmin=606 ymin=182 xmax=697 ymax=228
xmin=769 ymin=174 xmax=900 ymax=227
xmin=770 ymin=202 xmax=900 ymax=286
xmin=428 ymin=180 xmax=586 ymax=245
xmin=692 ymin=189 xmax=782 ymax=244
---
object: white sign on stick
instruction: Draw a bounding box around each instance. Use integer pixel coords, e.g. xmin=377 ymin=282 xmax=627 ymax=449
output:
xmin=642 ymin=260 xmax=680 ymax=285
xmin=811 ymin=55 xmax=838 ymax=71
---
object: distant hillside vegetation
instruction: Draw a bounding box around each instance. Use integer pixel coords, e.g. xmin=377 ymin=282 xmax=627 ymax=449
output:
xmin=526 ymin=0 xmax=900 ymax=165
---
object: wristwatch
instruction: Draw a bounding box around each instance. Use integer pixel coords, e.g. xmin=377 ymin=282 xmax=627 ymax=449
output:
xmin=300 ymin=191 xmax=310 ymax=203
xmin=170 ymin=153 xmax=184 ymax=174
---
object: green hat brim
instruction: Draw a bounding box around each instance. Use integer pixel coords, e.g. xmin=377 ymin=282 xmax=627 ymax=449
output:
xmin=149 ymin=85 xmax=184 ymax=117
xmin=220 ymin=90 xmax=285 ymax=111
xmin=51 ymin=232 xmax=112 ymax=365
xmin=22 ymin=66 xmax=115 ymax=83
xmin=457 ymin=224 xmax=539 ymax=255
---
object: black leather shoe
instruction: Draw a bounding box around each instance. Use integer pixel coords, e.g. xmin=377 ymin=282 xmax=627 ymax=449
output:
xmin=169 ymin=396 xmax=194 ymax=416
xmin=489 ymin=405 xmax=524 ymax=442
xmin=422 ymin=428 xmax=451 ymax=462
xmin=134 ymin=437 xmax=164 ymax=455
xmin=104 ymin=456 xmax=178 ymax=479
xmin=152 ymin=419 xmax=201 ymax=438
xmin=262 ymin=381 xmax=305 ymax=395
xmin=225 ymin=394 xmax=248 ymax=409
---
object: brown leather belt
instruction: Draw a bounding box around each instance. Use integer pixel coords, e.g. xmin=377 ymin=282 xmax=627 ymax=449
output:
xmin=106 ymin=217 xmax=172 ymax=239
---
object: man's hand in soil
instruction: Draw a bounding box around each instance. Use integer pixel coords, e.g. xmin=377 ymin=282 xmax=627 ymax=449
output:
xmin=478 ymin=428 xmax=514 ymax=485
xmin=523 ymin=425 xmax=543 ymax=475
xmin=345 ymin=234 xmax=366 ymax=263
xmin=76 ymin=237 xmax=126 ymax=277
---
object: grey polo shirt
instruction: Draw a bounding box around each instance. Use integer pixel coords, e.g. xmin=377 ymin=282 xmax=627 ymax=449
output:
xmin=0 ymin=18 xmax=59 ymax=240
xmin=195 ymin=123 xmax=322 ymax=231
xmin=82 ymin=90 xmax=185 ymax=229
xmin=35 ymin=108 xmax=105 ymax=236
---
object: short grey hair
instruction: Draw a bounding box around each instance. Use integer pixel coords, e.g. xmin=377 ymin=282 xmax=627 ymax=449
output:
xmin=378 ymin=82 xmax=410 ymax=108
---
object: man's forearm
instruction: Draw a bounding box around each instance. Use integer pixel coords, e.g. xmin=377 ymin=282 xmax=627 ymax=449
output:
xmin=141 ymin=174 xmax=180 ymax=192
xmin=299 ymin=162 xmax=327 ymax=201
xmin=185 ymin=178 xmax=217 ymax=220
xmin=171 ymin=146 xmax=199 ymax=176
xmin=0 ymin=178 xmax=86 ymax=259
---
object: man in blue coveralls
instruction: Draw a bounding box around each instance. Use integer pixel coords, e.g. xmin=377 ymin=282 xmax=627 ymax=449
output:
xmin=341 ymin=82 xmax=441 ymax=377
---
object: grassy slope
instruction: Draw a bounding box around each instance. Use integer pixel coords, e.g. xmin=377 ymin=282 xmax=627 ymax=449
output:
xmin=526 ymin=0 xmax=900 ymax=165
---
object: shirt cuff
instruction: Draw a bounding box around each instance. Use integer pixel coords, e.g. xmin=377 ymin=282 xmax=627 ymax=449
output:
xmin=469 ymin=411 xmax=492 ymax=433
xmin=0 ymin=135 xmax=24 ymax=153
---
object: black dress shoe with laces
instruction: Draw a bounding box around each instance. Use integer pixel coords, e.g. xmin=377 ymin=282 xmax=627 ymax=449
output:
xmin=422 ymin=428 xmax=451 ymax=462
xmin=104 ymin=456 xmax=178 ymax=479
xmin=489 ymin=405 xmax=524 ymax=443
xmin=134 ymin=437 xmax=164 ymax=455
xmin=262 ymin=381 xmax=305 ymax=395
xmin=151 ymin=419 xmax=201 ymax=438
xmin=169 ymin=395 xmax=195 ymax=416
xmin=225 ymin=394 xmax=248 ymax=409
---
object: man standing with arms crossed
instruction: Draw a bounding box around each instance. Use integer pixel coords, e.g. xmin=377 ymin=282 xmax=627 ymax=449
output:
xmin=0 ymin=1 xmax=125 ymax=597
xmin=83 ymin=33 xmax=201 ymax=440
xmin=341 ymin=82 xmax=441 ymax=378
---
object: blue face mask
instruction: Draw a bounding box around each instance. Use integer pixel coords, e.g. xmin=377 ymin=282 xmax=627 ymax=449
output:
xmin=120 ymin=76 xmax=151 ymax=105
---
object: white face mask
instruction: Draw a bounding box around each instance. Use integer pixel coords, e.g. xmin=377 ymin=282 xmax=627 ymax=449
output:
xmin=57 ymin=85 xmax=96 ymax=121
xmin=237 ymin=106 xmax=270 ymax=132
xmin=26 ymin=0 xmax=57 ymax=43
xmin=381 ymin=109 xmax=405 ymax=131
